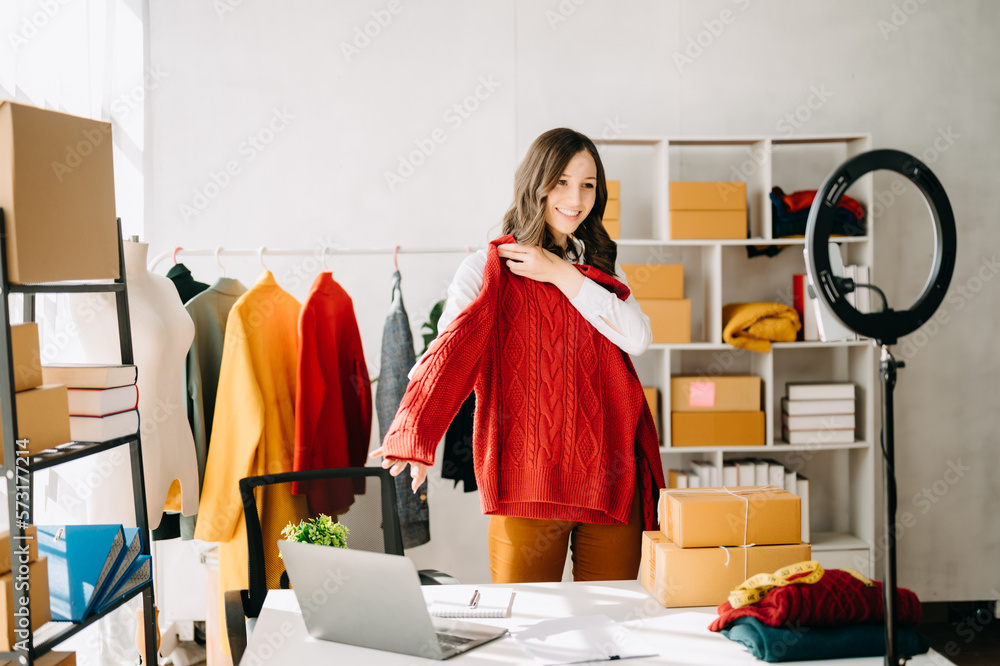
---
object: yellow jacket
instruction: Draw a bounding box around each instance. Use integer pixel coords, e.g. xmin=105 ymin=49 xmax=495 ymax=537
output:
xmin=194 ymin=272 xmax=308 ymax=650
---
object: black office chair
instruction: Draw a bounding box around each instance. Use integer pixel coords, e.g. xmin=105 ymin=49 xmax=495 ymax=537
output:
xmin=224 ymin=466 xmax=457 ymax=664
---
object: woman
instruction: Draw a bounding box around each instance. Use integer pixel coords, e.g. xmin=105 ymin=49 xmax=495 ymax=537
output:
xmin=371 ymin=128 xmax=664 ymax=583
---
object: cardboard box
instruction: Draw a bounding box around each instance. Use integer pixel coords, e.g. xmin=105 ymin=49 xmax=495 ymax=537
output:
xmin=639 ymin=531 xmax=669 ymax=593
xmin=642 ymin=538 xmax=811 ymax=608
xmin=0 ymin=385 xmax=71 ymax=463
xmin=669 ymin=181 xmax=746 ymax=210
xmin=604 ymin=199 xmax=620 ymax=221
xmin=622 ymin=264 xmax=684 ymax=300
xmin=0 ymin=652 xmax=74 ymax=666
xmin=11 ymin=324 xmax=42 ymax=392
xmin=0 ymin=527 xmax=37 ymax=576
xmin=0 ymin=101 xmax=120 ymax=284
xmin=0 ymin=557 xmax=50 ymax=650
xmin=606 ymin=180 xmax=620 ymax=199
xmin=639 ymin=299 xmax=691 ymax=344
xmin=670 ymin=375 xmax=761 ymax=412
xmin=669 ymin=210 xmax=747 ymax=240
xmin=604 ymin=220 xmax=620 ymax=239
xmin=671 ymin=411 xmax=764 ymax=447
xmin=658 ymin=486 xmax=801 ymax=547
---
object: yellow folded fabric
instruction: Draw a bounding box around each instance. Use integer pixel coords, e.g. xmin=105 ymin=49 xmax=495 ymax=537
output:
xmin=722 ymin=302 xmax=802 ymax=352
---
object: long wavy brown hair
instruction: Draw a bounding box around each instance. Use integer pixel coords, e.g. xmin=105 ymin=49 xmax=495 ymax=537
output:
xmin=501 ymin=128 xmax=618 ymax=277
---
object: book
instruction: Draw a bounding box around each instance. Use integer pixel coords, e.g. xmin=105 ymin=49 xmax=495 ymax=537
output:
xmin=786 ymin=382 xmax=855 ymax=401
xmin=69 ymin=409 xmax=139 ymax=442
xmin=94 ymin=554 xmax=151 ymax=613
xmin=857 ymin=265 xmax=871 ymax=333
xmin=844 ymin=265 xmax=859 ymax=341
xmin=428 ymin=588 xmax=515 ymax=619
xmin=784 ymin=468 xmax=797 ymax=493
xmin=736 ymin=460 xmax=755 ymax=486
xmin=67 ymin=385 xmax=139 ymax=417
xmin=754 ymin=461 xmax=769 ymax=486
xmin=691 ymin=460 xmax=716 ymax=488
xmin=782 ymin=427 xmax=855 ymax=445
xmin=41 ymin=364 xmax=137 ymax=389
xmin=806 ymin=245 xmax=854 ymax=342
xmin=796 ymin=476 xmax=811 ymax=543
xmin=722 ymin=463 xmax=738 ymax=487
xmin=667 ymin=469 xmax=688 ymax=489
xmin=794 ymin=273 xmax=819 ymax=341
xmin=39 ymin=524 xmax=125 ymax=621
xmin=782 ymin=413 xmax=855 ymax=430
xmin=768 ymin=461 xmax=786 ymax=489
xmin=781 ymin=397 xmax=855 ymax=416
xmin=91 ymin=528 xmax=141 ymax=610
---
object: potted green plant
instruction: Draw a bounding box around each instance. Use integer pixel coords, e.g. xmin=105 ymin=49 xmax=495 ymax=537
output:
xmin=280 ymin=514 xmax=349 ymax=556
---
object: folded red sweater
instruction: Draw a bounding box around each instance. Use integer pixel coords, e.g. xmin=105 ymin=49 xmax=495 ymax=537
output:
xmin=709 ymin=568 xmax=922 ymax=632
xmin=381 ymin=235 xmax=665 ymax=529
xmin=774 ymin=187 xmax=866 ymax=219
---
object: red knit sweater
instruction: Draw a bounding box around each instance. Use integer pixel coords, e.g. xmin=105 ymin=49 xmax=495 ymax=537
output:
xmin=293 ymin=273 xmax=372 ymax=515
xmin=382 ymin=235 xmax=665 ymax=530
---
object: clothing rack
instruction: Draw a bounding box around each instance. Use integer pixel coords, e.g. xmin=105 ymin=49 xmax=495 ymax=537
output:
xmin=149 ymin=245 xmax=481 ymax=272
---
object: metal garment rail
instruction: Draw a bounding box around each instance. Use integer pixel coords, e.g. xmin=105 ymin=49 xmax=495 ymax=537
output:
xmin=148 ymin=245 xmax=480 ymax=272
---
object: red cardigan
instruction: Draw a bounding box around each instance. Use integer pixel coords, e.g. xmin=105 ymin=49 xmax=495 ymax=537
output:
xmin=293 ymin=273 xmax=372 ymax=515
xmin=382 ymin=235 xmax=665 ymax=530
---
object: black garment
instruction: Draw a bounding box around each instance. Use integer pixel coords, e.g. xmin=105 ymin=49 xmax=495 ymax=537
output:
xmin=166 ymin=263 xmax=209 ymax=304
xmin=442 ymin=394 xmax=477 ymax=492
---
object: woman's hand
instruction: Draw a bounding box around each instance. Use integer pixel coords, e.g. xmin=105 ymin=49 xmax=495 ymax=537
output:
xmin=368 ymin=446 xmax=429 ymax=493
xmin=497 ymin=243 xmax=584 ymax=298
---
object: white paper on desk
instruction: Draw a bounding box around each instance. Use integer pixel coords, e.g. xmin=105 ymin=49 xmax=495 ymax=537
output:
xmin=427 ymin=588 xmax=515 ymax=618
xmin=510 ymin=614 xmax=657 ymax=664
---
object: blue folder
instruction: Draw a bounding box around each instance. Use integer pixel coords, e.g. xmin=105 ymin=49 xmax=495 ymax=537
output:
xmin=91 ymin=527 xmax=142 ymax=611
xmin=93 ymin=554 xmax=151 ymax=613
xmin=38 ymin=524 xmax=125 ymax=622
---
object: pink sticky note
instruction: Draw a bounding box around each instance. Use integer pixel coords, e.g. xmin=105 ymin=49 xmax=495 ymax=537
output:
xmin=689 ymin=381 xmax=716 ymax=408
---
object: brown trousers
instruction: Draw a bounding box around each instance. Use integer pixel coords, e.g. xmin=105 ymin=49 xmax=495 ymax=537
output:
xmin=487 ymin=485 xmax=642 ymax=583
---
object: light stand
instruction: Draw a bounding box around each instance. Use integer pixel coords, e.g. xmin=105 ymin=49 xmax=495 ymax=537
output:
xmin=805 ymin=149 xmax=956 ymax=666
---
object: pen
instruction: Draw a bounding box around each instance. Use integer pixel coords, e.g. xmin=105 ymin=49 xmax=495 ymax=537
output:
xmin=468 ymin=589 xmax=480 ymax=609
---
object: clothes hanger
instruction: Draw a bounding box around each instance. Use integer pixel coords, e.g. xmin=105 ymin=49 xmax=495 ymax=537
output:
xmin=321 ymin=247 xmax=331 ymax=273
xmin=215 ymin=246 xmax=227 ymax=277
xmin=393 ymin=245 xmax=400 ymax=272
xmin=258 ymin=246 xmax=268 ymax=271
xmin=172 ymin=247 xmax=182 ymax=265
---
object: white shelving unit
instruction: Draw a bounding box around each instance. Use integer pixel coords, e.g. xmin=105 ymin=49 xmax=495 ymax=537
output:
xmin=598 ymin=133 xmax=877 ymax=577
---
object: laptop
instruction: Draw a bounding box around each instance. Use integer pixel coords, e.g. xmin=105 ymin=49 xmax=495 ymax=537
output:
xmin=277 ymin=540 xmax=509 ymax=660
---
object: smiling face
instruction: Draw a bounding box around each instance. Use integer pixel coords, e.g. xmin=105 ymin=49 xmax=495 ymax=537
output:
xmin=544 ymin=149 xmax=597 ymax=248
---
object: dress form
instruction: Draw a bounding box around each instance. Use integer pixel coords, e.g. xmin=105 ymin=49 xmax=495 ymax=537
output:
xmin=53 ymin=241 xmax=200 ymax=529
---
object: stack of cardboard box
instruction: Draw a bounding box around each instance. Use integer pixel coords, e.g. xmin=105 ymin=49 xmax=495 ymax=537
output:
xmin=622 ymin=264 xmax=690 ymax=344
xmin=3 ymin=324 xmax=71 ymax=463
xmin=670 ymin=374 xmax=764 ymax=447
xmin=641 ymin=486 xmax=811 ymax=608
xmin=0 ymin=526 xmax=50 ymax=651
xmin=604 ymin=180 xmax=620 ymax=239
xmin=669 ymin=181 xmax=748 ymax=240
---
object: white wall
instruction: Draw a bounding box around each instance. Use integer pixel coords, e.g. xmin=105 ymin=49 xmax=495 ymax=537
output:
xmin=146 ymin=0 xmax=1000 ymax=600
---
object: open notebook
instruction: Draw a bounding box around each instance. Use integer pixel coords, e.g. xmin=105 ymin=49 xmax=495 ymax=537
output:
xmin=428 ymin=588 xmax=515 ymax=619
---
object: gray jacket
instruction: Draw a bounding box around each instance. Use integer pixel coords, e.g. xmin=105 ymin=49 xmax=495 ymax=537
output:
xmin=375 ymin=271 xmax=430 ymax=548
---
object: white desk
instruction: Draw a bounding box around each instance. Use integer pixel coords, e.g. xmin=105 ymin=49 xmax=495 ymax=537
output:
xmin=239 ymin=581 xmax=954 ymax=665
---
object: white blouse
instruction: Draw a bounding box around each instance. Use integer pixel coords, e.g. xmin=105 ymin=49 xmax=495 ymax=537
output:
xmin=433 ymin=240 xmax=652 ymax=357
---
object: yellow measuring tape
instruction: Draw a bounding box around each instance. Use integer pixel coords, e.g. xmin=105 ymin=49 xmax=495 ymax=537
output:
xmin=727 ymin=561 xmax=875 ymax=609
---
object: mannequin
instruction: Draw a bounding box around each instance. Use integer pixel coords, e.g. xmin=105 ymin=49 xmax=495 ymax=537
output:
xmin=55 ymin=240 xmax=200 ymax=530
